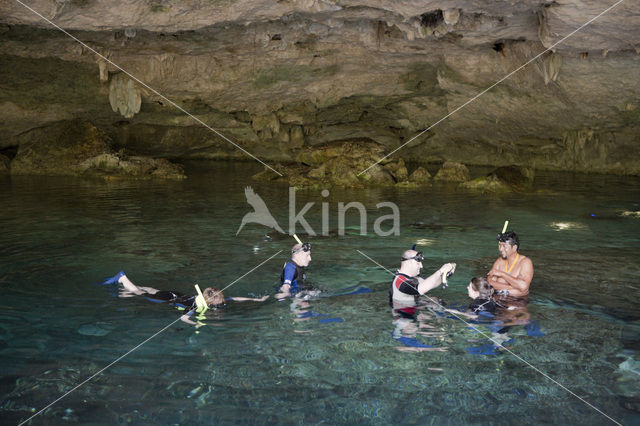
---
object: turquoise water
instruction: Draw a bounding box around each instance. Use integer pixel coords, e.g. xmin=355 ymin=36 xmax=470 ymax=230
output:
xmin=1 ymin=162 xmax=639 ymax=425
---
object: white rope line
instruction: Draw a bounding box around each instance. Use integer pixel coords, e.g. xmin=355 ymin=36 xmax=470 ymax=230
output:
xmin=19 ymin=250 xmax=283 ymax=425
xmin=18 ymin=316 xmax=182 ymax=426
xmin=213 ymin=250 xmax=282 ymax=296
xmin=12 ymin=0 xmax=283 ymax=177
xmin=359 ymin=0 xmax=625 ymax=176
xmin=356 ymin=249 xmax=622 ymax=425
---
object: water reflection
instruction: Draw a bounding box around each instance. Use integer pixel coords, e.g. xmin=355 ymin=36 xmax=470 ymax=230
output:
xmin=1 ymin=165 xmax=639 ymax=424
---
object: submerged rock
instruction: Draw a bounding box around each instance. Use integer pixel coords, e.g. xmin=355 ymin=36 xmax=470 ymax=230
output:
xmin=80 ymin=153 xmax=186 ymax=179
xmin=253 ymin=139 xmax=404 ymax=187
xmin=460 ymin=165 xmax=534 ymax=193
xmin=434 ymin=161 xmax=470 ymax=182
xmin=10 ymin=120 xmax=185 ymax=179
xmin=460 ymin=174 xmax=511 ymax=193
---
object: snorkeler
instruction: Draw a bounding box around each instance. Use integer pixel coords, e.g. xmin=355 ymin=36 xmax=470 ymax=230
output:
xmin=101 ymin=271 xmax=268 ymax=322
xmin=467 ymin=276 xmax=505 ymax=314
xmin=487 ymin=231 xmax=534 ymax=297
xmin=276 ymin=242 xmax=312 ymax=299
xmin=389 ymin=249 xmax=456 ymax=304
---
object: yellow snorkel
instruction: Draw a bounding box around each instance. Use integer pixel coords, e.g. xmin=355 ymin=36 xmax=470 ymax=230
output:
xmin=293 ymin=234 xmax=303 ymax=245
xmin=194 ymin=284 xmax=209 ymax=314
xmin=441 ymin=263 xmax=456 ymax=287
xmin=499 ymin=220 xmax=509 ymax=247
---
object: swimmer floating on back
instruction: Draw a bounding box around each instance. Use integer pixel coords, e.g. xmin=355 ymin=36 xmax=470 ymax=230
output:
xmin=101 ymin=271 xmax=268 ymax=325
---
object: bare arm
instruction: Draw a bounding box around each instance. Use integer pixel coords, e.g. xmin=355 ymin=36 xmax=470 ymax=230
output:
xmin=228 ymin=295 xmax=270 ymax=302
xmin=275 ymin=284 xmax=291 ymax=300
xmin=417 ymin=263 xmax=455 ymax=294
xmin=488 ymin=257 xmax=533 ymax=295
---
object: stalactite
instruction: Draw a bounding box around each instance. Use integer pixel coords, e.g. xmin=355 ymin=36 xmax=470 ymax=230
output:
xmin=539 ymin=52 xmax=562 ymax=85
xmin=109 ymin=73 xmax=141 ymax=118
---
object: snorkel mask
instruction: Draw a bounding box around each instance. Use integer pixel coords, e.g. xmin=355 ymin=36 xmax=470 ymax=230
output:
xmin=401 ymin=251 xmax=424 ymax=263
xmin=292 ymin=242 xmax=312 ymax=254
xmin=497 ymin=231 xmax=519 ymax=247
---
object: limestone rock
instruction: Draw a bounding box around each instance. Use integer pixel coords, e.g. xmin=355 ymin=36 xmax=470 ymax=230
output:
xmin=80 ymin=154 xmax=186 ymax=179
xmin=109 ymin=73 xmax=141 ymax=119
xmin=0 ymin=154 xmax=9 ymax=174
xmin=253 ymin=139 xmax=398 ymax=187
xmin=460 ymin=175 xmax=511 ymax=193
xmin=11 ymin=120 xmax=111 ymax=175
xmin=460 ymin=165 xmax=534 ymax=193
xmin=491 ymin=165 xmax=534 ymax=189
xmin=434 ymin=162 xmax=470 ymax=182
xmin=10 ymin=120 xmax=184 ymax=178
xmin=408 ymin=166 xmax=431 ymax=184
xmin=384 ymin=158 xmax=409 ymax=182
xmin=1 ymin=2 xmax=640 ymax=175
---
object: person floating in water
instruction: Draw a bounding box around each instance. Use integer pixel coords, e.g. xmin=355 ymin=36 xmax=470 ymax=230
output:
xmin=389 ymin=249 xmax=456 ymax=305
xmin=487 ymin=231 xmax=533 ymax=298
xmin=467 ymin=276 xmax=504 ymax=315
xmin=276 ymin=242 xmax=312 ymax=299
xmin=101 ymin=271 xmax=268 ymax=324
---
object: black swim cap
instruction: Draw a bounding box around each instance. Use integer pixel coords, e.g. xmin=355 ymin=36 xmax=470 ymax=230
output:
xmin=497 ymin=231 xmax=519 ymax=247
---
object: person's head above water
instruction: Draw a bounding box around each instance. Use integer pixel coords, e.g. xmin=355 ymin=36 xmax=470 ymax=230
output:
xmin=468 ymin=276 xmax=493 ymax=299
xmin=399 ymin=249 xmax=424 ymax=277
xmin=203 ymin=287 xmax=226 ymax=308
xmin=497 ymin=230 xmax=519 ymax=258
xmin=291 ymin=242 xmax=312 ymax=267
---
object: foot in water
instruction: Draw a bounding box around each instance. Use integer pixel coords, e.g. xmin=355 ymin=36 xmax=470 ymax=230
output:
xmin=99 ymin=271 xmax=125 ymax=285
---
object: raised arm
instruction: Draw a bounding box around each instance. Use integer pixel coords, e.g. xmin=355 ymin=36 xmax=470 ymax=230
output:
xmin=417 ymin=263 xmax=455 ymax=295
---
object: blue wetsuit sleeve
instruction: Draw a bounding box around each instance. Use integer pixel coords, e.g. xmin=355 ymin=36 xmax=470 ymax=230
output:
xmin=282 ymin=262 xmax=296 ymax=285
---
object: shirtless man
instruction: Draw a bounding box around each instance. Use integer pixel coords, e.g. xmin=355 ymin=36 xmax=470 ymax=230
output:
xmin=487 ymin=231 xmax=534 ymax=297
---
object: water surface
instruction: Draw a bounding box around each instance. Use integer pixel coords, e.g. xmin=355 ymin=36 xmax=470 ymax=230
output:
xmin=1 ymin=162 xmax=639 ymax=425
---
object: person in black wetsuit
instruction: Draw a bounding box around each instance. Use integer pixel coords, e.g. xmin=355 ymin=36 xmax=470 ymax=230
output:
xmin=104 ymin=271 xmax=268 ymax=323
xmin=467 ymin=276 xmax=504 ymax=315
xmin=389 ymin=249 xmax=456 ymax=307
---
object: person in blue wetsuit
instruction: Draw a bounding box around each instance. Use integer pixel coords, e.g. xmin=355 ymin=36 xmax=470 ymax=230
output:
xmin=276 ymin=242 xmax=311 ymax=299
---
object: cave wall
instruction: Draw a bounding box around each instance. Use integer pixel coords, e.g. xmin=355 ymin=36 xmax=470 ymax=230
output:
xmin=0 ymin=0 xmax=638 ymax=174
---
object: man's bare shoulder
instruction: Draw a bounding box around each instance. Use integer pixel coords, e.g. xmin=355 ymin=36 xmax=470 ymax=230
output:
xmin=519 ymin=254 xmax=533 ymax=267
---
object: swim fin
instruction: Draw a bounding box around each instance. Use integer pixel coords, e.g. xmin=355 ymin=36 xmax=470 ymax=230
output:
xmin=99 ymin=271 xmax=125 ymax=285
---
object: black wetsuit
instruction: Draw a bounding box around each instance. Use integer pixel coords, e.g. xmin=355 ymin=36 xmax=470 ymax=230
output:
xmin=143 ymin=290 xmax=197 ymax=310
xmin=389 ymin=271 xmax=421 ymax=304
xmin=469 ymin=297 xmax=503 ymax=315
